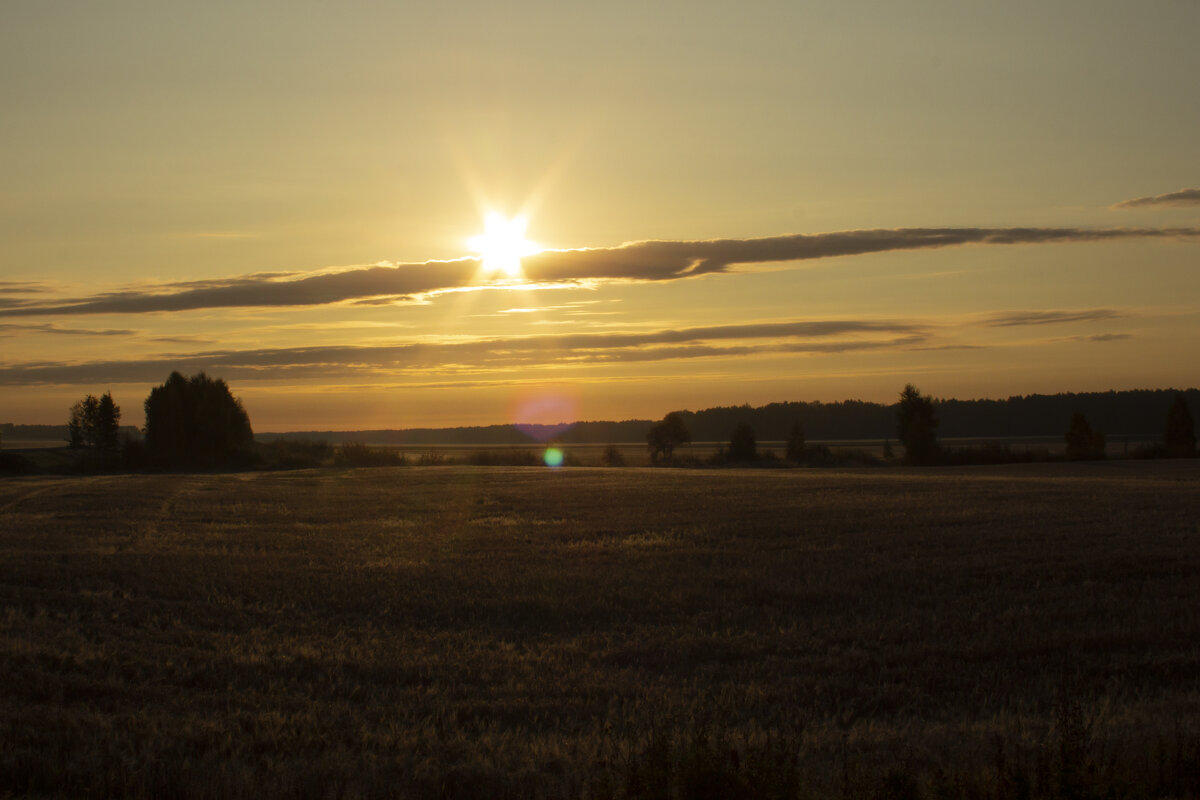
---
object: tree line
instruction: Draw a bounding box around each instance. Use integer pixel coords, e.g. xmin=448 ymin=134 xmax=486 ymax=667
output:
xmin=21 ymin=378 xmax=1200 ymax=473
xmin=246 ymin=388 xmax=1200 ymax=447
xmin=643 ymin=385 xmax=1197 ymax=466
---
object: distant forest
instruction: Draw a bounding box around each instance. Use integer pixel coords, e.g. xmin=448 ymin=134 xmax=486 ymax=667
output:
xmin=245 ymin=388 xmax=1200 ymax=446
xmin=5 ymin=389 xmax=1194 ymax=448
xmin=1 ymin=423 xmax=141 ymax=443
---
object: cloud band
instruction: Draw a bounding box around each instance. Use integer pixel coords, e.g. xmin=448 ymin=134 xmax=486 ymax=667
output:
xmin=1 ymin=226 xmax=1196 ymax=318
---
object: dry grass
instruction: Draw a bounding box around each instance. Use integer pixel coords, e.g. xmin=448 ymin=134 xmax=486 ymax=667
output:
xmin=2 ymin=462 xmax=1199 ymax=798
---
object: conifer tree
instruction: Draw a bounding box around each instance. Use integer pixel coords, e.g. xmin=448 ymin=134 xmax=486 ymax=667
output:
xmin=896 ymin=384 xmax=940 ymax=465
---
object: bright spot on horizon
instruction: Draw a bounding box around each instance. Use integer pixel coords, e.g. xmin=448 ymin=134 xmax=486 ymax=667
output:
xmin=543 ymin=447 xmax=564 ymax=468
xmin=467 ymin=212 xmax=541 ymax=278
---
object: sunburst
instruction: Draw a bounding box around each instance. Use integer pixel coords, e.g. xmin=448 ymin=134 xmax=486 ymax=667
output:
xmin=467 ymin=212 xmax=540 ymax=278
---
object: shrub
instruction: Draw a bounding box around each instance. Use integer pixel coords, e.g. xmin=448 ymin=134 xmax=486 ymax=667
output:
xmin=336 ymin=441 xmax=404 ymax=467
xmin=785 ymin=422 xmax=806 ymax=462
xmin=801 ymin=444 xmax=835 ymax=466
xmin=416 ymin=450 xmax=447 ymax=466
xmin=601 ymin=444 xmax=625 ymax=467
xmin=1065 ymin=411 xmax=1106 ymax=460
xmin=264 ymin=439 xmax=334 ymax=469
xmin=466 ymin=449 xmax=540 ymax=466
xmin=941 ymin=442 xmax=1046 ymax=466
xmin=728 ymin=424 xmax=758 ymax=462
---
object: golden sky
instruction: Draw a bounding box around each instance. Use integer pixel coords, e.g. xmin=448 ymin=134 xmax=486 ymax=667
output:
xmin=2 ymin=2 xmax=1198 ymax=431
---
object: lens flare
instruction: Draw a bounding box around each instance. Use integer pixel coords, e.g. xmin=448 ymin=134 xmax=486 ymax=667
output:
xmin=543 ymin=447 xmax=565 ymax=468
xmin=511 ymin=391 xmax=578 ymax=443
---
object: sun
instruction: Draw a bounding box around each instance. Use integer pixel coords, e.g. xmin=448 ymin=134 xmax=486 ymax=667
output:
xmin=467 ymin=212 xmax=540 ymax=278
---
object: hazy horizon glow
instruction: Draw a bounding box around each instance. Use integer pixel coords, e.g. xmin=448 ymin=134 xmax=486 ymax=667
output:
xmin=2 ymin=2 xmax=1198 ymax=431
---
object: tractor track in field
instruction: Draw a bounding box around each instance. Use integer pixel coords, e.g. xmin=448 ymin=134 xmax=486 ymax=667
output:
xmin=0 ymin=474 xmax=121 ymax=517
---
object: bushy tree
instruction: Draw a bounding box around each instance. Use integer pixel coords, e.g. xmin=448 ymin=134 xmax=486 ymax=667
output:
xmin=67 ymin=392 xmax=120 ymax=460
xmin=728 ymin=423 xmax=758 ymax=461
xmin=1164 ymin=393 xmax=1196 ymax=456
xmin=1065 ymin=411 xmax=1106 ymax=460
xmin=647 ymin=411 xmax=691 ymax=463
xmin=896 ymin=384 xmax=940 ymax=465
xmin=67 ymin=398 xmax=90 ymax=448
xmin=144 ymin=372 xmax=254 ymax=469
xmin=601 ymin=444 xmax=625 ymax=467
xmin=785 ymin=421 xmax=806 ymax=461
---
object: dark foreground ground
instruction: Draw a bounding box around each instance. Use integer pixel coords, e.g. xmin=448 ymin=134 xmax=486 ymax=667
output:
xmin=2 ymin=461 xmax=1198 ymax=798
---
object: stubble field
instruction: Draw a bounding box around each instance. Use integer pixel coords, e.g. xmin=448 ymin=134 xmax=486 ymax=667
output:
xmin=2 ymin=462 xmax=1199 ymax=798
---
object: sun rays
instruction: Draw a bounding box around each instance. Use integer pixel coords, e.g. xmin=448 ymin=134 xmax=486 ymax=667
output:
xmin=467 ymin=212 xmax=541 ymax=279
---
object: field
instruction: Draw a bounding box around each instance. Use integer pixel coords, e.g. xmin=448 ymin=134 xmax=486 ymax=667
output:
xmin=2 ymin=462 xmax=1199 ymax=798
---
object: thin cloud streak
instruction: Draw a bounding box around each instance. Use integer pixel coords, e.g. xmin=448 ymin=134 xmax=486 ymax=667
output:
xmin=0 ymin=305 xmax=1139 ymax=387
xmin=982 ymin=309 xmax=1121 ymax=327
xmin=0 ymin=281 xmax=51 ymax=295
xmin=0 ymin=322 xmax=135 ymax=337
xmin=0 ymin=319 xmax=927 ymax=385
xmin=1112 ymin=188 xmax=1200 ymax=209
xmin=2 ymin=226 xmax=1197 ymax=317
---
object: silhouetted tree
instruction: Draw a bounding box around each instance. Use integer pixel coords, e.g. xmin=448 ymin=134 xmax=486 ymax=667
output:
xmin=1064 ymin=411 xmax=1106 ymax=460
xmin=67 ymin=400 xmax=88 ymax=448
xmin=882 ymin=439 xmax=894 ymax=460
xmin=647 ymin=411 xmax=691 ymax=463
xmin=144 ymin=372 xmax=254 ymax=469
xmin=896 ymin=384 xmax=940 ymax=465
xmin=728 ymin=423 xmax=758 ymax=461
xmin=67 ymin=392 xmax=120 ymax=459
xmin=601 ymin=444 xmax=625 ymax=467
xmin=785 ymin=421 xmax=806 ymax=461
xmin=95 ymin=393 xmax=121 ymax=458
xmin=1164 ymin=393 xmax=1196 ymax=456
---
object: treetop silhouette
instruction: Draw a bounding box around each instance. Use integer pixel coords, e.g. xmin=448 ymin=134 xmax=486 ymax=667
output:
xmin=144 ymin=371 xmax=254 ymax=469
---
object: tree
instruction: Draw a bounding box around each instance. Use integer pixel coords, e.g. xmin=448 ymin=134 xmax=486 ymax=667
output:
xmin=785 ymin=421 xmax=806 ymax=461
xmin=67 ymin=392 xmax=120 ymax=458
xmin=1164 ymin=393 xmax=1196 ymax=456
xmin=95 ymin=393 xmax=121 ymax=458
xmin=68 ymin=395 xmax=98 ymax=449
xmin=144 ymin=372 xmax=254 ymax=468
xmin=728 ymin=423 xmax=758 ymax=461
xmin=646 ymin=411 xmax=691 ymax=463
xmin=67 ymin=401 xmax=87 ymax=448
xmin=601 ymin=444 xmax=625 ymax=467
xmin=896 ymin=384 xmax=940 ymax=465
xmin=1064 ymin=410 xmax=1106 ymax=460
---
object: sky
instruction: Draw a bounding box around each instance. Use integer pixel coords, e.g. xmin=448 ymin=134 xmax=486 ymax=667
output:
xmin=2 ymin=1 xmax=1198 ymax=431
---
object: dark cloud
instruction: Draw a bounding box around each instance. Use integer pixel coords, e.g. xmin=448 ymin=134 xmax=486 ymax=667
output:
xmin=2 ymin=226 xmax=1197 ymax=317
xmin=0 ymin=281 xmax=50 ymax=295
xmin=1112 ymin=188 xmax=1200 ymax=209
xmin=1086 ymin=333 xmax=1132 ymax=342
xmin=982 ymin=309 xmax=1121 ymax=327
xmin=0 ymin=260 xmax=480 ymax=317
xmin=0 ymin=318 xmax=926 ymax=385
xmin=0 ymin=322 xmax=135 ymax=337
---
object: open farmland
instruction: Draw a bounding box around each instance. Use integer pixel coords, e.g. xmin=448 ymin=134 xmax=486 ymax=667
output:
xmin=2 ymin=462 xmax=1199 ymax=798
